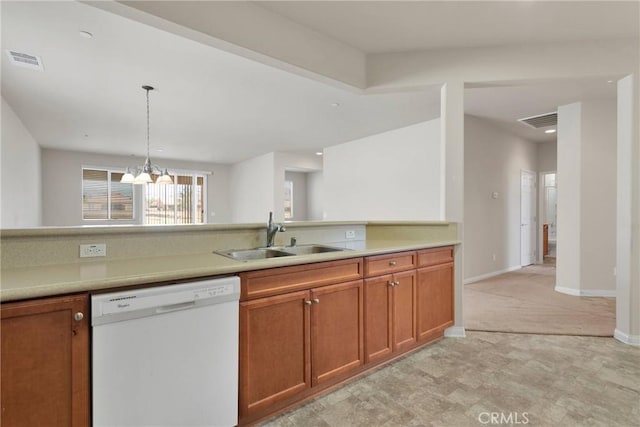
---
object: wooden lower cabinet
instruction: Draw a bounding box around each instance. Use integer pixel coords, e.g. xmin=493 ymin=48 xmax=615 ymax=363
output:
xmin=416 ymin=262 xmax=455 ymax=341
xmin=392 ymin=270 xmax=417 ymax=351
xmin=364 ymin=275 xmax=392 ymax=362
xmin=311 ymin=281 xmax=364 ymax=385
xmin=239 ymin=280 xmax=363 ymax=419
xmin=0 ymin=293 xmax=89 ymax=427
xmin=240 ymin=247 xmax=454 ymax=424
xmin=365 ymin=270 xmax=416 ymax=362
xmin=239 ymin=291 xmax=311 ymax=416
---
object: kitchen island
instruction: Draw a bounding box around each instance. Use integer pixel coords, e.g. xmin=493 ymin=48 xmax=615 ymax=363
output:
xmin=1 ymin=221 xmax=460 ymax=426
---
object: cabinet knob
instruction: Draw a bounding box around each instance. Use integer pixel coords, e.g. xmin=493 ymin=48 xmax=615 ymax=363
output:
xmin=394 ymin=281 xmax=400 ymax=286
xmin=389 ymin=261 xmax=397 ymax=266
xmin=313 ymin=298 xmax=320 ymax=304
xmin=74 ymin=312 xmax=84 ymax=321
xmin=304 ymin=300 xmax=312 ymax=306
xmin=388 ymin=281 xmax=395 ymax=287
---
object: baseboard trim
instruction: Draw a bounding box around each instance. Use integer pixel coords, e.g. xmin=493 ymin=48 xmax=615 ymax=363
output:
xmin=614 ymin=329 xmax=640 ymax=346
xmin=555 ymin=286 xmax=616 ymax=297
xmin=464 ymin=266 xmax=521 ymax=285
xmin=444 ymin=326 xmax=466 ymax=338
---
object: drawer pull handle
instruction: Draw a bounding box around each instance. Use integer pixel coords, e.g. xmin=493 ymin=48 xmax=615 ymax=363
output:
xmin=389 ymin=261 xmax=397 ymax=266
xmin=313 ymin=298 xmax=320 ymax=304
xmin=304 ymin=300 xmax=312 ymax=306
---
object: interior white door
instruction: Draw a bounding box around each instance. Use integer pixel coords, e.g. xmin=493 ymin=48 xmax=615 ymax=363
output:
xmin=521 ymin=170 xmax=536 ymax=266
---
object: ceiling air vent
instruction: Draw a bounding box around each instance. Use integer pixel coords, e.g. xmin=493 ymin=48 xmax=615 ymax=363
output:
xmin=518 ymin=112 xmax=557 ymax=129
xmin=5 ymin=50 xmax=44 ymax=71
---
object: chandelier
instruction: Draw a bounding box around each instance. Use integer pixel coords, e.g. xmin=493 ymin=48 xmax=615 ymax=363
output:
xmin=121 ymin=85 xmax=172 ymax=185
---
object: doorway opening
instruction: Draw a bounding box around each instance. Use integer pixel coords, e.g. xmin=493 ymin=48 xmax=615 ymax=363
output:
xmin=541 ymin=172 xmax=557 ymax=264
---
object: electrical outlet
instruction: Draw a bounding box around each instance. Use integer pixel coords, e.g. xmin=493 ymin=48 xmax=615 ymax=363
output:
xmin=80 ymin=244 xmax=106 ymax=258
xmin=345 ymin=230 xmax=356 ymax=239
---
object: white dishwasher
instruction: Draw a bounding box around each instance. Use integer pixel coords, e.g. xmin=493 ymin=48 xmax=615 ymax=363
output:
xmin=91 ymin=276 xmax=240 ymax=427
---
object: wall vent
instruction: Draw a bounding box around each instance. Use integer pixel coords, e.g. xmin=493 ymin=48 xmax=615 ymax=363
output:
xmin=518 ymin=112 xmax=557 ymax=129
xmin=5 ymin=50 xmax=44 ymax=71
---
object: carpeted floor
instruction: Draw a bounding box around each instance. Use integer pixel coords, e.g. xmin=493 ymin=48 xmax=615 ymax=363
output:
xmin=464 ymin=264 xmax=616 ymax=336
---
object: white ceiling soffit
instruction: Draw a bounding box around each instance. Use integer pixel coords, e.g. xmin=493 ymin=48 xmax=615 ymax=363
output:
xmin=257 ymin=1 xmax=640 ymax=53
xmin=518 ymin=112 xmax=558 ymax=129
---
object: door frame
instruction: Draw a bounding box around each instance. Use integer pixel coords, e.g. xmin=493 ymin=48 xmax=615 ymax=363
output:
xmin=538 ymin=171 xmax=557 ymax=264
xmin=520 ymin=169 xmax=537 ymax=267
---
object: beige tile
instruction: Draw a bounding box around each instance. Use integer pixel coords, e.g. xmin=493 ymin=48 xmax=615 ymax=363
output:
xmin=261 ymin=332 xmax=640 ymax=427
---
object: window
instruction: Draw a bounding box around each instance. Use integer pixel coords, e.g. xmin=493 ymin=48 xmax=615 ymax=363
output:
xmin=284 ymin=180 xmax=293 ymax=220
xmin=82 ymin=168 xmax=206 ymax=224
xmin=144 ymin=173 xmax=206 ymax=225
xmin=82 ymin=168 xmax=134 ymax=220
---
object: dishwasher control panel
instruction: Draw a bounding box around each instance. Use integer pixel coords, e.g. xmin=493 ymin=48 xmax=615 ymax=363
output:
xmin=194 ymin=283 xmax=235 ymax=299
xmin=91 ymin=276 xmax=240 ymax=326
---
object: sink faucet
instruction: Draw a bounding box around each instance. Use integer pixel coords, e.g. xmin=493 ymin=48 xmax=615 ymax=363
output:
xmin=266 ymin=211 xmax=286 ymax=247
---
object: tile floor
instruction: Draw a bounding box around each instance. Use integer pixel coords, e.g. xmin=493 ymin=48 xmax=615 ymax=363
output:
xmin=262 ymin=332 xmax=640 ymax=427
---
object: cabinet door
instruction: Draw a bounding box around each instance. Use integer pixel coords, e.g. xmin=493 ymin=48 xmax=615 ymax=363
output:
xmin=1 ymin=294 xmax=89 ymax=427
xmin=239 ymin=290 xmax=311 ymax=416
xmin=416 ymin=263 xmax=454 ymax=341
xmin=364 ymin=275 xmax=393 ymax=363
xmin=311 ymin=280 xmax=364 ymax=385
xmin=392 ymin=270 xmax=417 ymax=352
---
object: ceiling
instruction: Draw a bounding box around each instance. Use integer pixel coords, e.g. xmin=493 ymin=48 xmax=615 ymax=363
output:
xmin=1 ymin=1 xmax=635 ymax=164
xmin=257 ymin=1 xmax=639 ymax=53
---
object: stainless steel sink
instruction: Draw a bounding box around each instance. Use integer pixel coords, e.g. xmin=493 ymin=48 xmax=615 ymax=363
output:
xmin=216 ymin=248 xmax=294 ymax=261
xmin=215 ymin=244 xmax=349 ymax=261
xmin=276 ymin=244 xmax=349 ymax=255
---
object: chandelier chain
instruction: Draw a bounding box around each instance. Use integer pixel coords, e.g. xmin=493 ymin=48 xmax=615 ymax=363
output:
xmin=146 ymin=87 xmax=150 ymax=157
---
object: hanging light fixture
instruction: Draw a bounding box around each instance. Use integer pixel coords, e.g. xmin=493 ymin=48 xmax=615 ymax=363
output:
xmin=121 ymin=85 xmax=173 ymax=185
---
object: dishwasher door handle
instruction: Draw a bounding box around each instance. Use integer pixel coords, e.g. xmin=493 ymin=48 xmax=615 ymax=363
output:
xmin=155 ymin=300 xmax=197 ymax=314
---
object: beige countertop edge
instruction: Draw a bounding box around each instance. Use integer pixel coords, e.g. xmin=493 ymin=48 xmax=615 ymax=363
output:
xmin=366 ymin=221 xmax=452 ymax=226
xmin=0 ymin=221 xmax=455 ymax=238
xmin=0 ymin=240 xmax=461 ymax=302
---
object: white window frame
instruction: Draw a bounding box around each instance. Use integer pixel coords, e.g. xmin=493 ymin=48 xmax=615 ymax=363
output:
xmin=143 ymin=171 xmax=208 ymax=225
xmin=81 ymin=166 xmax=135 ymax=222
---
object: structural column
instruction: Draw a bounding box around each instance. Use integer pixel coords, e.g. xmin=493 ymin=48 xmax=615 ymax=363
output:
xmin=616 ymin=74 xmax=640 ymax=345
xmin=441 ymin=81 xmax=465 ymax=337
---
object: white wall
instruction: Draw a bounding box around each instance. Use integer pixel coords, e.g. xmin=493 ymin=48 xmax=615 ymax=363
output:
xmin=537 ymin=141 xmax=557 ymax=172
xmin=323 ymin=119 xmax=442 ymax=221
xmin=1 ymin=97 xmax=42 ymax=228
xmin=464 ymin=115 xmax=538 ymax=282
xmin=307 ymin=171 xmax=323 ymax=220
xmin=229 ymin=152 xmax=275 ymax=223
xmin=41 ymin=148 xmax=231 ymax=226
xmin=284 ymin=171 xmax=308 ymax=221
xmin=274 ymin=152 xmax=322 ymax=222
xmin=581 ymin=100 xmax=617 ymax=293
xmin=557 ymin=99 xmax=617 ymax=295
xmin=229 ymin=151 xmax=321 ymax=223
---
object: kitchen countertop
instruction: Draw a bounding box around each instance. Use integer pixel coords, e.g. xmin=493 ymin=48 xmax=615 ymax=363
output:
xmin=0 ymin=239 xmax=459 ymax=302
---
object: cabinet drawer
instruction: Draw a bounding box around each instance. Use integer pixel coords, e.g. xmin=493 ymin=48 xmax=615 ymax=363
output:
xmin=417 ymin=246 xmax=453 ymax=267
xmin=241 ymin=258 xmax=364 ymax=300
xmin=364 ymin=251 xmax=415 ymax=277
